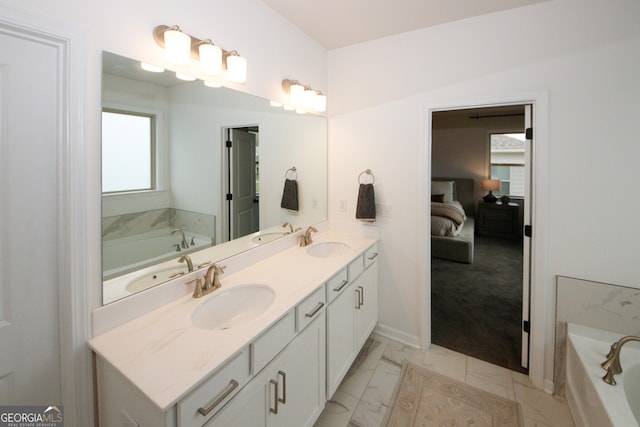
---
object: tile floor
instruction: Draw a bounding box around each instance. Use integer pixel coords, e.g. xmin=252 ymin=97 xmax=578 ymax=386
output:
xmin=314 ymin=334 xmax=575 ymax=427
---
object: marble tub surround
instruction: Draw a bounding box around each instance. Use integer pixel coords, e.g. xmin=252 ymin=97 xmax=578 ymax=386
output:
xmin=314 ymin=335 xmax=575 ymax=427
xmin=102 ymin=208 xmax=215 ymax=241
xmin=554 ymin=276 xmax=640 ymax=394
xmin=89 ymin=228 xmax=377 ymax=411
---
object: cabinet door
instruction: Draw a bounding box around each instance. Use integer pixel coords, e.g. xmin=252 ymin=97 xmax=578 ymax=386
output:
xmin=355 ymin=265 xmax=378 ymax=351
xmin=326 ymin=282 xmax=357 ymax=398
xmin=267 ymin=313 xmax=326 ymax=427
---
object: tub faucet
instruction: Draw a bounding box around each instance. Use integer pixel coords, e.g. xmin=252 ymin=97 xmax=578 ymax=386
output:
xmin=179 ymin=255 xmax=194 ymax=272
xmin=299 ymin=226 xmax=318 ymax=247
xmin=172 ymin=228 xmax=189 ymax=249
xmin=282 ymin=222 xmax=294 ymax=234
xmin=601 ymin=335 xmax=640 ymax=385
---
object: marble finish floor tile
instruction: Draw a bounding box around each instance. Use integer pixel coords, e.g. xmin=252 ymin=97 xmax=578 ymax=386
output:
xmin=315 ymin=335 xmax=576 ymax=427
xmin=314 ymin=390 xmax=359 ymax=427
xmin=339 ymin=337 xmax=388 ymax=400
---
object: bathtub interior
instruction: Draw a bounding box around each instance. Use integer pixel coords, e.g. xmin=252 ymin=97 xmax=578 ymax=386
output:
xmin=566 ymin=323 xmax=640 ymax=427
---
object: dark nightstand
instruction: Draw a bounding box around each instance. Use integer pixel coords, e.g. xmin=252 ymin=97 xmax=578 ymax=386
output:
xmin=477 ymin=202 xmax=520 ymax=239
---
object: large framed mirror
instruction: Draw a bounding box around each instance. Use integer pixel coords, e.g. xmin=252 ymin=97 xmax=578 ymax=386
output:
xmin=102 ymin=52 xmax=327 ymax=304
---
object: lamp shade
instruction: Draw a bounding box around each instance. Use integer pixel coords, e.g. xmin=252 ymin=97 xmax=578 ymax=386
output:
xmin=164 ymin=28 xmax=191 ymax=65
xmin=481 ymin=179 xmax=501 ymax=191
xmin=226 ymin=53 xmax=247 ymax=83
xmin=199 ymin=43 xmax=222 ymax=75
xmin=303 ymin=87 xmax=316 ymax=110
xmin=289 ymin=83 xmax=305 ymax=105
xmin=314 ymin=93 xmax=327 ymax=112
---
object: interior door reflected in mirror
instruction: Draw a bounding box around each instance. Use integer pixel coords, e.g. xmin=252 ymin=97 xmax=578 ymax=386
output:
xmin=101 ymin=51 xmax=327 ymax=305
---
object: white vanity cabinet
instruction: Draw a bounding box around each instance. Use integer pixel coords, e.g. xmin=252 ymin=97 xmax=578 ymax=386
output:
xmin=91 ymin=232 xmax=378 ymax=427
xmin=207 ymin=311 xmax=326 ymax=427
xmin=326 ymin=243 xmax=379 ymax=398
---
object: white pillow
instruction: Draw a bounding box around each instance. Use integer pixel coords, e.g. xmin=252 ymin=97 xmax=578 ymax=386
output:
xmin=432 ymin=181 xmax=454 ymax=203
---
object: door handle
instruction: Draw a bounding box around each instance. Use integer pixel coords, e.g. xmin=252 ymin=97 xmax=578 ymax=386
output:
xmin=278 ymin=370 xmax=287 ymax=404
xmin=355 ymin=288 xmax=361 ymax=309
xmin=197 ymin=379 xmax=239 ymax=416
xmin=269 ymin=379 xmax=279 ymax=414
xmin=358 ymin=285 xmax=364 ymax=306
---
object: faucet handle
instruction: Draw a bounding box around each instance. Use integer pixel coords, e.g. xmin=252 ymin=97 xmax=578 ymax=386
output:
xmin=186 ymin=278 xmax=204 ymax=298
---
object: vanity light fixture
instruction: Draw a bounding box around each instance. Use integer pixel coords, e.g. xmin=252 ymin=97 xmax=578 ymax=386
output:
xmin=282 ymin=79 xmax=326 ymax=113
xmin=198 ymin=40 xmax=223 ymax=76
xmin=153 ymin=24 xmax=247 ymax=84
xmin=225 ymin=51 xmax=247 ymax=83
xmin=162 ymin=26 xmax=191 ymax=65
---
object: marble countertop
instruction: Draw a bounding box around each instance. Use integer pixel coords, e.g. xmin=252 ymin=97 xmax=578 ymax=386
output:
xmin=88 ymin=230 xmax=377 ymax=411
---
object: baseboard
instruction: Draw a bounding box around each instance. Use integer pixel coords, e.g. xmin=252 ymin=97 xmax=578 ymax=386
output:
xmin=544 ymin=378 xmax=555 ymax=395
xmin=374 ymin=323 xmax=420 ymax=349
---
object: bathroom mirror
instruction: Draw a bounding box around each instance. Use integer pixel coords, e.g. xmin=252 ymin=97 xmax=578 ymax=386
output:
xmin=102 ymin=51 xmax=327 ymax=304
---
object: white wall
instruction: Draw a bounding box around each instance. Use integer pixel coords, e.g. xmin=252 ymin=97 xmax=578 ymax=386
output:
xmin=328 ymin=0 xmax=640 ymax=386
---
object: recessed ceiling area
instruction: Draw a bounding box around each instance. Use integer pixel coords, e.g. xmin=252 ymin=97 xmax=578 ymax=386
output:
xmin=261 ymin=0 xmax=549 ymax=49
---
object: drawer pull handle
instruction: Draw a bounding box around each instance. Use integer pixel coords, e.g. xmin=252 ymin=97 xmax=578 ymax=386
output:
xmin=269 ymin=379 xmax=279 ymax=414
xmin=305 ymin=302 xmax=325 ymax=318
xmin=197 ymin=379 xmax=239 ymax=416
xmin=333 ymin=280 xmax=349 ymax=292
xmin=367 ymin=252 xmax=379 ymax=260
xmin=358 ymin=285 xmax=364 ymax=306
xmin=278 ymin=370 xmax=287 ymax=404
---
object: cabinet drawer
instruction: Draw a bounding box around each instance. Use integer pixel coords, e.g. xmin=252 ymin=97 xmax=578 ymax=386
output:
xmin=348 ymin=255 xmax=364 ymax=282
xmin=251 ymin=310 xmax=295 ymax=374
xmin=177 ymin=348 xmax=250 ymax=427
xmin=364 ymin=244 xmax=379 ymax=268
xmin=326 ymin=267 xmax=349 ymax=303
xmin=296 ymin=285 xmax=326 ymax=332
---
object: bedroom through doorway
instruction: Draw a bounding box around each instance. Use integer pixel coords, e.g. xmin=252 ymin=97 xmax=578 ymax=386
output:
xmin=430 ymin=104 xmax=532 ymax=374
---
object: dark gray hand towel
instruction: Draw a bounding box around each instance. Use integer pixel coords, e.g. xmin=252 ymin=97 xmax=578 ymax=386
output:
xmin=281 ymin=179 xmax=299 ymax=211
xmin=356 ymin=183 xmax=376 ymax=222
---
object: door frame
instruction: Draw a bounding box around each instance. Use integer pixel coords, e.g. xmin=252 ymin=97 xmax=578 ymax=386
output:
xmin=0 ymin=5 xmax=95 ymax=425
xmin=221 ymin=124 xmax=259 ymax=242
xmin=420 ymin=91 xmax=551 ymax=391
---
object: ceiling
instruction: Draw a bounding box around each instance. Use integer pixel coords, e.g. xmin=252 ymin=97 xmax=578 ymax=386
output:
xmin=261 ymin=0 xmax=549 ymax=49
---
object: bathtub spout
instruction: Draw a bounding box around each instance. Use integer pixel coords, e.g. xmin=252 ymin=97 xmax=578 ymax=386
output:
xmin=172 ymin=228 xmax=189 ymax=249
xmin=601 ymin=335 xmax=640 ymax=385
xmin=179 ymin=255 xmax=194 ymax=272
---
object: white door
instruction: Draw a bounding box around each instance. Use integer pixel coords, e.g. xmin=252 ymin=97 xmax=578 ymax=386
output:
xmin=521 ymin=104 xmax=533 ymax=369
xmin=229 ymin=128 xmax=258 ymax=239
xmin=0 ymin=30 xmax=62 ymax=403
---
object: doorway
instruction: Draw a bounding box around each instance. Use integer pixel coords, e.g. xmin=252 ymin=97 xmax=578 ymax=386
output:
xmin=223 ymin=126 xmax=260 ymax=241
xmin=430 ymin=104 xmax=532 ymax=373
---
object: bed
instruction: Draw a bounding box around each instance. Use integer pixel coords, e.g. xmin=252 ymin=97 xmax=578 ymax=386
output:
xmin=431 ymin=177 xmax=475 ymax=264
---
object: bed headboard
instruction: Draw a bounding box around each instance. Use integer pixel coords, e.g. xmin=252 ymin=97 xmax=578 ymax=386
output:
xmin=433 ymin=177 xmax=475 ymax=217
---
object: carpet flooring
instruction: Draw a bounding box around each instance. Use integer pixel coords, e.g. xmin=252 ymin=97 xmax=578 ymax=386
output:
xmin=383 ymin=361 xmax=524 ymax=426
xmin=431 ymin=234 xmax=526 ymax=373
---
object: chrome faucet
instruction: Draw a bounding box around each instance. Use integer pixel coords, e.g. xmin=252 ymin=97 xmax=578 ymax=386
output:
xmin=172 ymin=228 xmax=189 ymax=249
xmin=601 ymin=335 xmax=640 ymax=385
xmin=179 ymin=255 xmax=194 ymax=272
xmin=282 ymin=222 xmax=294 ymax=234
xmin=299 ymin=226 xmax=318 ymax=247
xmin=185 ymin=263 xmax=226 ymax=298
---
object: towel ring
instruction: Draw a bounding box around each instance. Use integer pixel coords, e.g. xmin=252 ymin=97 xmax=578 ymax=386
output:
xmin=358 ymin=169 xmax=375 ymax=184
xmin=285 ymin=167 xmax=297 ymax=180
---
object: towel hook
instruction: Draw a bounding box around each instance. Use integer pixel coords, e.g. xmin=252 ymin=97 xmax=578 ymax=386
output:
xmin=358 ymin=169 xmax=375 ymax=184
xmin=285 ymin=166 xmax=297 ymax=180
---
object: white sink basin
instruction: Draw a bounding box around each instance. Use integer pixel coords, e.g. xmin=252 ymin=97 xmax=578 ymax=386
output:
xmin=306 ymin=242 xmax=351 ymax=258
xmin=191 ymin=284 xmax=275 ymax=330
xmin=126 ymin=266 xmax=188 ymax=293
xmin=251 ymin=232 xmax=287 ymax=244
